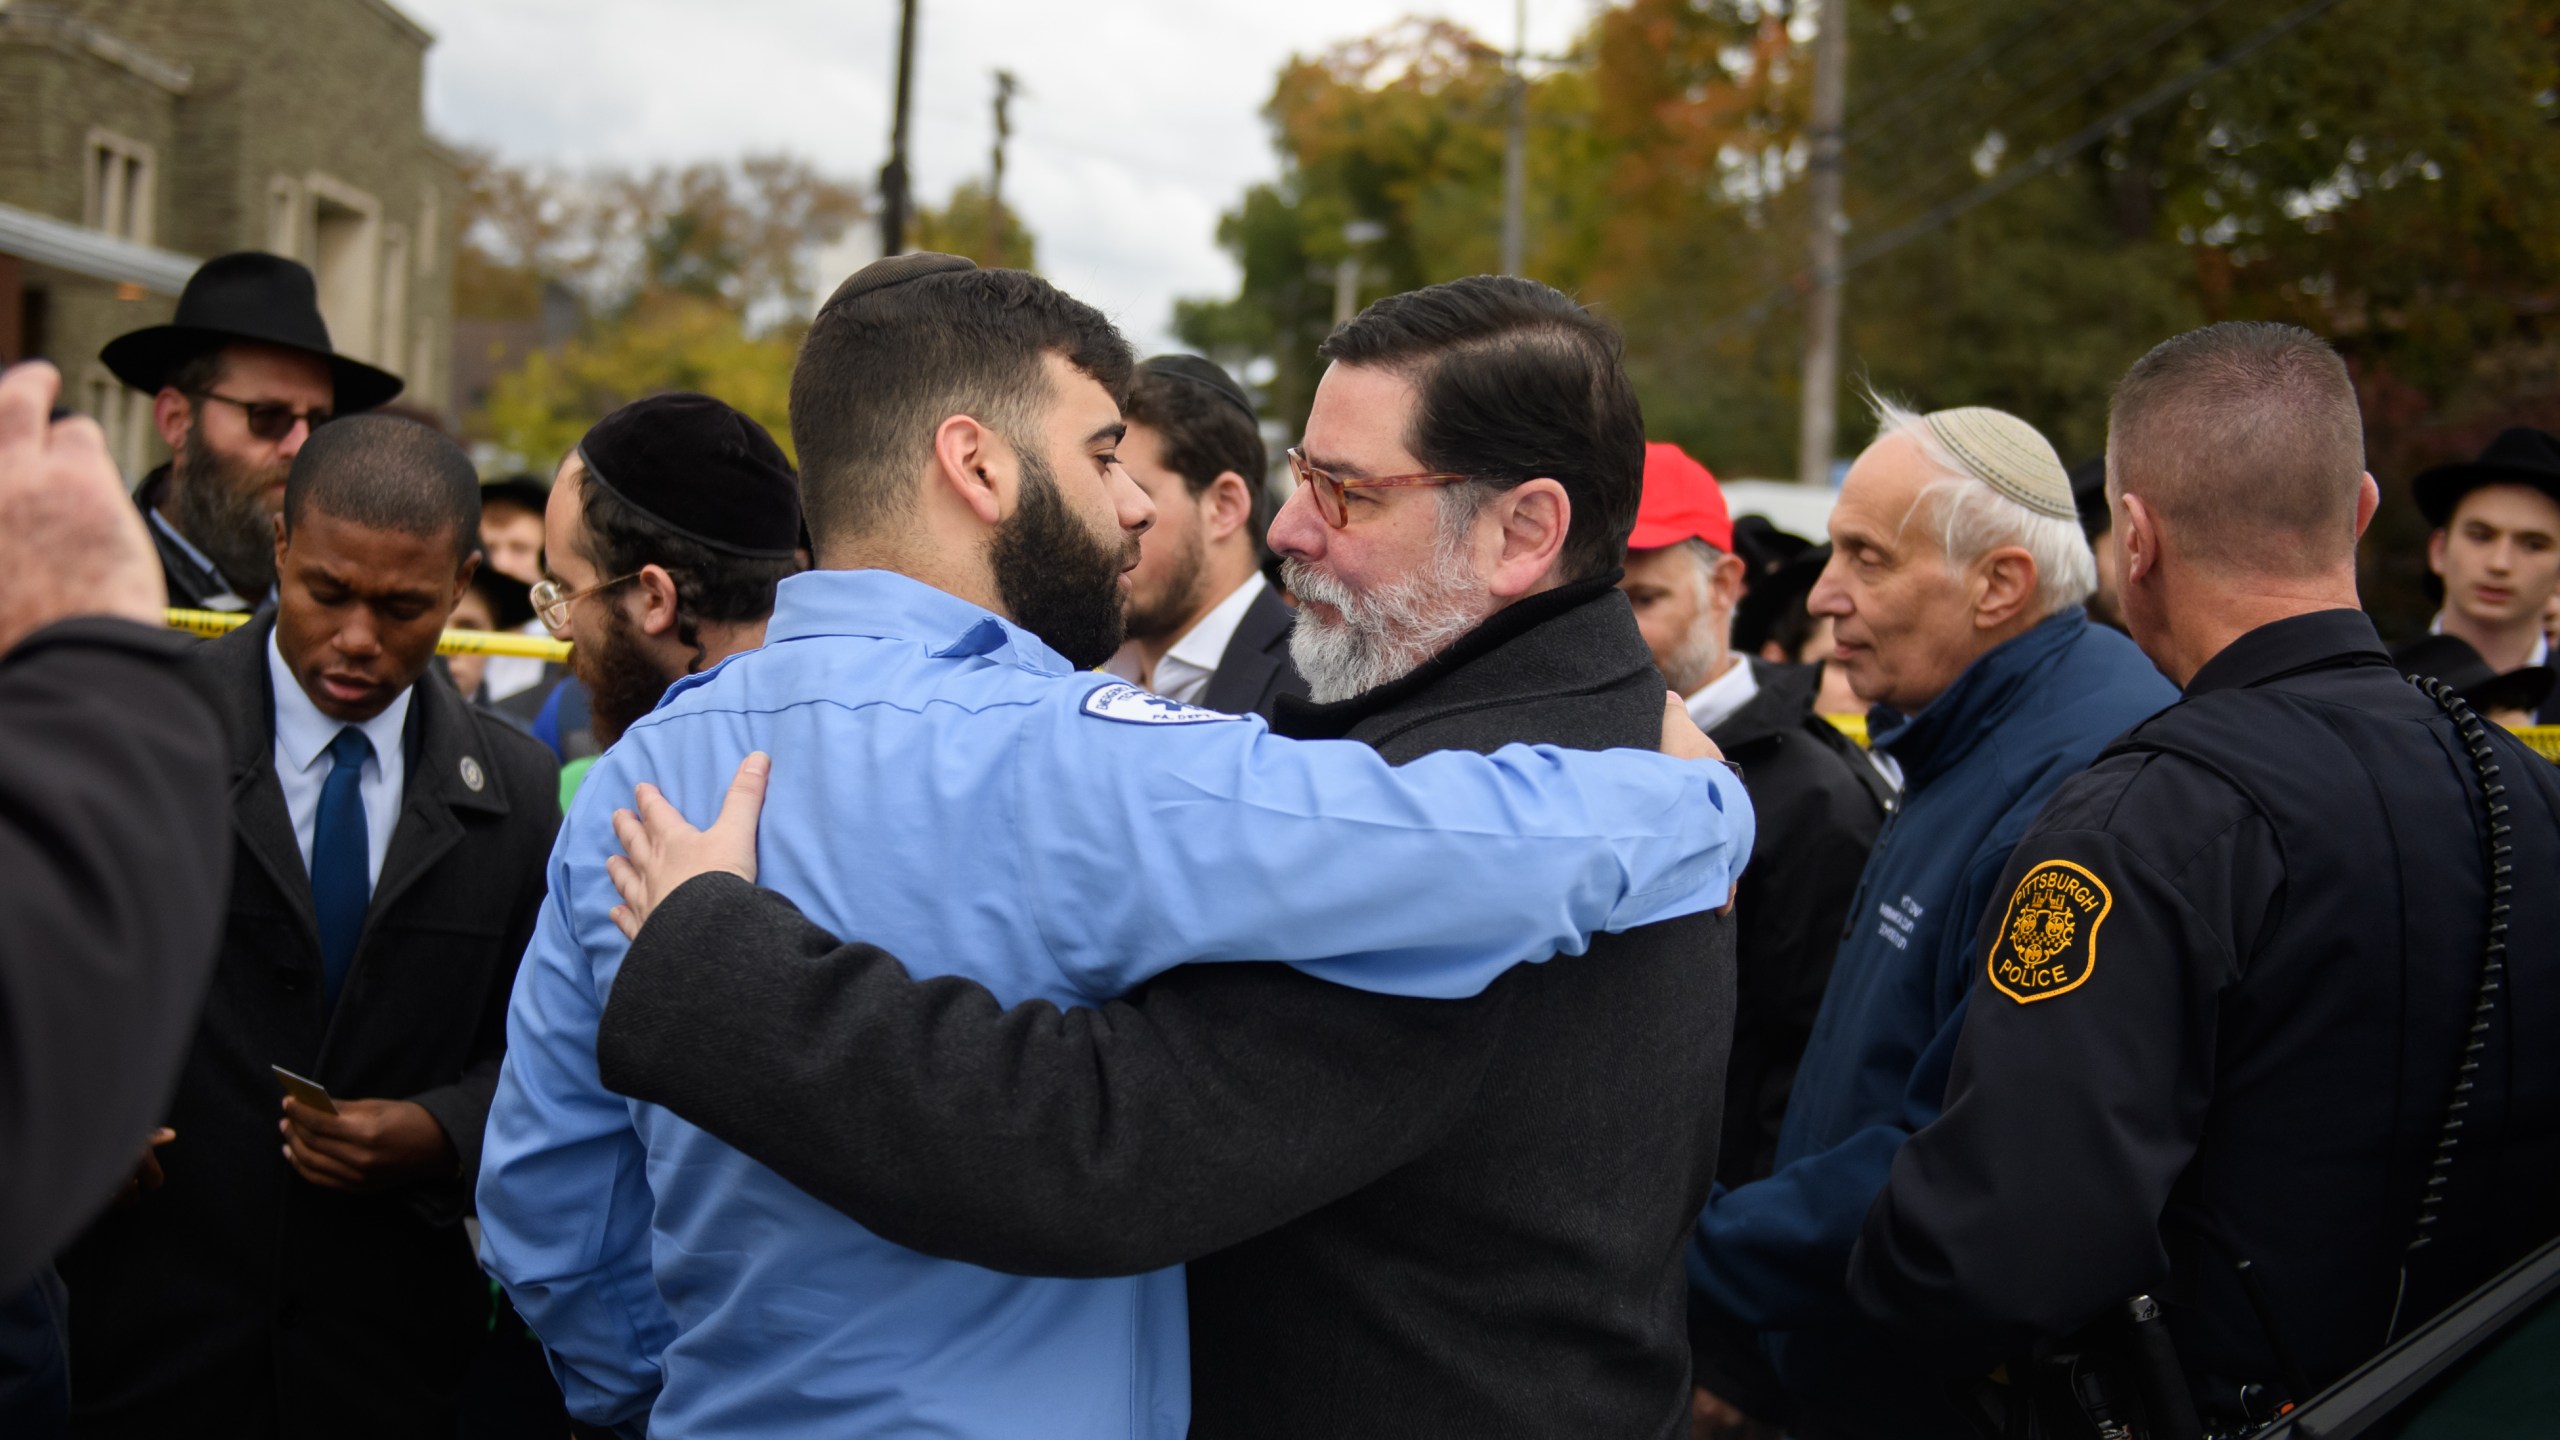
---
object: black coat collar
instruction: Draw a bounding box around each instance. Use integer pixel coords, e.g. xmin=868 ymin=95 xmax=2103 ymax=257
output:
xmin=1270 ymin=574 xmax=1639 ymax=742
xmin=2184 ymin=608 xmax=2392 ymax=698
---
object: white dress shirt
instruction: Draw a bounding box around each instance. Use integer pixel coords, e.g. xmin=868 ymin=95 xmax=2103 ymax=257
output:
xmin=2428 ymin=611 xmax=2552 ymax=667
xmin=268 ymin=631 xmax=411 ymax=888
xmin=1683 ymin=654 xmax=1762 ymax=734
xmin=1105 ymin=571 xmax=1270 ymax=706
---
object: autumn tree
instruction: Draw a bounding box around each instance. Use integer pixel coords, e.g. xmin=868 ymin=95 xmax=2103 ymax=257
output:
xmin=479 ymin=291 xmax=799 ymax=469
xmin=1175 ymin=20 xmax=1606 ymax=428
xmin=912 ymin=181 xmax=1037 ymax=270
xmin=456 ymin=150 xmax=871 ymax=463
xmin=1183 ymin=0 xmax=2560 ymax=630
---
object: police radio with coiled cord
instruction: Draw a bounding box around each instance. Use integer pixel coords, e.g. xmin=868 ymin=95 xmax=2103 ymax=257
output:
xmin=1966 ymin=676 xmax=2518 ymax=1440
xmin=2388 ymin=676 xmax=2515 ymax=1343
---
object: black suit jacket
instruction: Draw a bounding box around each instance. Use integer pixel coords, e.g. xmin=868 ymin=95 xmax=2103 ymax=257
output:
xmin=599 ymin=578 xmax=1738 ymax=1439
xmin=1196 ymin=581 xmax=1308 ymax=720
xmin=59 ymin=614 xmax=558 ymax=1440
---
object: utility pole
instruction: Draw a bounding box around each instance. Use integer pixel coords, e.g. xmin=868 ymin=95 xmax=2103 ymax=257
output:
xmin=985 ymin=69 xmax=1018 ymax=265
xmin=878 ymin=0 xmax=921 ymax=257
xmin=1499 ymin=0 xmax=1527 ymax=277
xmin=1796 ymin=0 xmax=1848 ymax=487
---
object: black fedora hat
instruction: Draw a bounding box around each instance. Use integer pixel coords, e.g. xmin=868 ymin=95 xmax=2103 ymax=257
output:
xmin=2410 ymin=427 xmax=2560 ymax=528
xmin=2392 ymin=633 xmax=2556 ymax=717
xmin=100 ymin=251 xmax=404 ymax=412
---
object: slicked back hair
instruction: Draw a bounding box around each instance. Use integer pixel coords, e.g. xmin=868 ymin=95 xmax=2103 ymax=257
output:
xmin=282 ymin=414 xmax=480 ymax=565
xmin=1123 ymin=363 xmax=1272 ymax=559
xmin=791 ymin=266 xmax=1135 ymax=550
xmin=2107 ymin=321 xmax=2366 ymax=577
xmin=1320 ymin=275 xmax=1644 ymax=583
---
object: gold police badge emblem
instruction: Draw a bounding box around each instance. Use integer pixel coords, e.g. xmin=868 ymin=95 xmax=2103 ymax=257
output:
xmin=1987 ymin=859 xmax=2110 ymax=1004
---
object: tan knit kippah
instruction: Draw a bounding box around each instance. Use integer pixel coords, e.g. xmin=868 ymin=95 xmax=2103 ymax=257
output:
xmin=1921 ymin=406 xmax=2077 ymax=522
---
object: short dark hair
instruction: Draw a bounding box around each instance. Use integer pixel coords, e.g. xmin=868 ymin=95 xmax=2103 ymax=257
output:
xmin=790 ymin=266 xmax=1135 ymax=548
xmin=282 ymin=414 xmax=480 ymax=564
xmin=2108 ymin=321 xmax=2365 ymax=576
xmin=1123 ymin=363 xmax=1272 ymax=556
xmin=1320 ymin=275 xmax=1644 ymax=582
xmin=574 ymin=472 xmax=799 ymax=665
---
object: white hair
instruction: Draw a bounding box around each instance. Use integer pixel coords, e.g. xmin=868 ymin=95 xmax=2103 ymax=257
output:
xmin=1870 ymin=396 xmax=2097 ymax=617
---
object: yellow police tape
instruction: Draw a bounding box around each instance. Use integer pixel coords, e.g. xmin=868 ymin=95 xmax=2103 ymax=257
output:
xmin=165 ymin=608 xmax=572 ymax=662
xmin=1821 ymin=711 xmax=1870 ymax=748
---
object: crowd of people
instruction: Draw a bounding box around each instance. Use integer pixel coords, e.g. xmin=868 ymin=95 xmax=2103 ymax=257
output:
xmin=0 ymin=240 xmax=2554 ymax=1440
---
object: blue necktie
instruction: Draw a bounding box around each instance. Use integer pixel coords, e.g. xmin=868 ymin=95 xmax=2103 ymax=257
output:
xmin=311 ymin=727 xmax=374 ymax=1010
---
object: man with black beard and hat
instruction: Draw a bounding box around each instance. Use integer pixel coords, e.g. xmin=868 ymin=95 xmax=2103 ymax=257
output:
xmin=102 ymin=253 xmax=404 ymax=612
xmin=531 ymin=394 xmax=802 ymax=799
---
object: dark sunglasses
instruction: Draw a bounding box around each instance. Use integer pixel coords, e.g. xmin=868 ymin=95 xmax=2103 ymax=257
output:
xmin=1285 ymin=447 xmax=1483 ymax=529
xmin=190 ymin=390 xmax=333 ymax=443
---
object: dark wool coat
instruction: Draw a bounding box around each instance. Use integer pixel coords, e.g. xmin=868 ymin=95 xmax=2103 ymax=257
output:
xmin=599 ymin=576 xmax=1740 ymax=1440
xmin=59 ymin=614 xmax=557 ymax=1440
xmin=0 ymin=622 xmax=230 ymax=1435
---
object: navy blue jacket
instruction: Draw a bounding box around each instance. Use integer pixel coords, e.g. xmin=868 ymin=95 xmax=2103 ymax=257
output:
xmin=1688 ymin=608 xmax=2173 ymax=1438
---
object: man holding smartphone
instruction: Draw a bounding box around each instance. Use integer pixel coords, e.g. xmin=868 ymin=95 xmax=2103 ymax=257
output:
xmin=56 ymin=416 xmax=556 ymax=1440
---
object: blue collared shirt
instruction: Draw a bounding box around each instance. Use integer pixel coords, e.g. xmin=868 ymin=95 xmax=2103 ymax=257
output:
xmin=479 ymin=569 xmax=1754 ymax=1440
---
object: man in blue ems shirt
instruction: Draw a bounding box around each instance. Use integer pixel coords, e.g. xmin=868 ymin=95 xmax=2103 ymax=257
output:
xmin=475 ymin=254 xmax=1755 ymax=1440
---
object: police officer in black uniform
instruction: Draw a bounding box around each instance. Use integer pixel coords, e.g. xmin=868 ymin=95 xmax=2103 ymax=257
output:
xmin=1847 ymin=321 xmax=2560 ymax=1435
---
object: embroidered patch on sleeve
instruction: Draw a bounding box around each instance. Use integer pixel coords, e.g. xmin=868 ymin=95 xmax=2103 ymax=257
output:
xmin=1987 ymin=859 xmax=2111 ymax=1004
xmin=1078 ymin=682 xmax=1243 ymax=726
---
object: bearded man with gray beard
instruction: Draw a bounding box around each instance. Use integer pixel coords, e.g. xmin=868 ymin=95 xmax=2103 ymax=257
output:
xmin=584 ymin=274 xmax=1747 ymax=1440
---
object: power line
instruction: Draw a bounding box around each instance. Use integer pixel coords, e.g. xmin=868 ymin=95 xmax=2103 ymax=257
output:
xmin=1692 ymin=0 xmax=2359 ymax=346
xmin=1841 ymin=0 xmax=2091 ymax=154
xmin=1739 ymin=0 xmax=2225 ymax=271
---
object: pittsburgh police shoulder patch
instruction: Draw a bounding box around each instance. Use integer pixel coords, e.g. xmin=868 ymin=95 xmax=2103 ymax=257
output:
xmin=1987 ymin=859 xmax=2111 ymax=1004
xmin=1078 ymin=682 xmax=1242 ymax=726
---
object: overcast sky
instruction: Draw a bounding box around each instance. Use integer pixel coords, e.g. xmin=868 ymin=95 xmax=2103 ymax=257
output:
xmin=399 ymin=0 xmax=1594 ymax=352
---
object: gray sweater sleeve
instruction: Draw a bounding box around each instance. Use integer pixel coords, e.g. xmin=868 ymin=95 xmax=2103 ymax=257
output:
xmin=595 ymin=872 xmax=1511 ymax=1278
